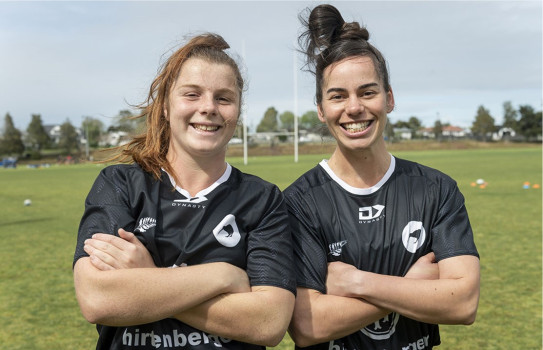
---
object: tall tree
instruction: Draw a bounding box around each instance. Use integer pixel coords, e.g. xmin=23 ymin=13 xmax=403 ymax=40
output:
xmin=433 ymin=120 xmax=443 ymax=141
xmin=279 ymin=111 xmax=295 ymax=132
xmin=0 ymin=113 xmax=25 ymax=156
xmin=471 ymin=106 xmax=496 ymax=142
xmin=517 ymin=105 xmax=542 ymax=141
xmin=300 ymin=110 xmax=321 ymax=131
xmin=256 ymin=107 xmax=278 ymax=132
xmin=58 ymin=119 xmax=80 ymax=155
xmin=26 ymin=114 xmax=50 ymax=150
xmin=408 ymin=116 xmax=422 ymax=138
xmin=81 ymin=116 xmax=104 ymax=148
xmin=502 ymin=101 xmax=518 ymax=131
xmin=108 ymin=109 xmax=142 ymax=133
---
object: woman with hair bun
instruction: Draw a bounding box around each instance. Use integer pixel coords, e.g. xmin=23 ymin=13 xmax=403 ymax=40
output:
xmin=285 ymin=4 xmax=480 ymax=349
xmin=73 ymin=33 xmax=295 ymax=349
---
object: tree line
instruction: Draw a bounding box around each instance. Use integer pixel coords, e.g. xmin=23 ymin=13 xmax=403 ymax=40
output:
xmin=255 ymin=101 xmax=542 ymax=142
xmin=1 ymin=101 xmax=541 ymax=159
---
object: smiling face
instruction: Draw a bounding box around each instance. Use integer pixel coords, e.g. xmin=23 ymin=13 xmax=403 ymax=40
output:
xmin=318 ymin=56 xmax=394 ymax=154
xmin=164 ymin=57 xmax=240 ymax=162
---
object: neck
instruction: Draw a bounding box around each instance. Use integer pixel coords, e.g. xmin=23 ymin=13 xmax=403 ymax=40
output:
xmin=328 ymin=140 xmax=391 ymax=188
xmin=167 ymin=150 xmax=227 ymax=197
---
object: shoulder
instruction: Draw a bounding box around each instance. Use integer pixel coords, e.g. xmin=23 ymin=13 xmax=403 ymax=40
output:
xmin=229 ymin=166 xmax=283 ymax=199
xmin=284 ymin=164 xmax=327 ymax=197
xmin=394 ymin=157 xmax=457 ymax=188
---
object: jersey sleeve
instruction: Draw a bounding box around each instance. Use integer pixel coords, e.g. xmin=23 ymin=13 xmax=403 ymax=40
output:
xmin=284 ymin=186 xmax=328 ymax=294
xmin=73 ymin=166 xmax=137 ymax=266
xmin=246 ymin=185 xmax=297 ymax=295
xmin=431 ymin=178 xmax=479 ymax=262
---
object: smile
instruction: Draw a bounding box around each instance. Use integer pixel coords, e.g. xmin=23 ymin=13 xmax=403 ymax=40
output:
xmin=342 ymin=121 xmax=372 ymax=133
xmin=192 ymin=124 xmax=220 ymax=132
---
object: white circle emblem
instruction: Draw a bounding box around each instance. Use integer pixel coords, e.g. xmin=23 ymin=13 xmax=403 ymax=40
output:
xmin=401 ymin=221 xmax=426 ymax=253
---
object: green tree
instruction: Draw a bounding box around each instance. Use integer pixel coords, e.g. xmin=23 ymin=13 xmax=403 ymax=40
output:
xmin=256 ymin=107 xmax=278 ymax=132
xmin=433 ymin=120 xmax=443 ymax=141
xmin=279 ymin=111 xmax=295 ymax=132
xmin=82 ymin=116 xmax=104 ymax=148
xmin=0 ymin=113 xmax=25 ymax=156
xmin=26 ymin=114 xmax=50 ymax=150
xmin=517 ymin=105 xmax=542 ymax=141
xmin=471 ymin=106 xmax=496 ymax=142
xmin=393 ymin=120 xmax=410 ymax=129
xmin=408 ymin=116 xmax=422 ymax=138
xmin=108 ymin=109 xmax=142 ymax=134
xmin=502 ymin=101 xmax=518 ymax=131
xmin=384 ymin=117 xmax=395 ymax=142
xmin=300 ymin=110 xmax=321 ymax=130
xmin=58 ymin=119 xmax=80 ymax=155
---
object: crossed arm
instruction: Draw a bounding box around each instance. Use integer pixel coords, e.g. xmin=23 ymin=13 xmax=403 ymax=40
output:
xmin=289 ymin=253 xmax=480 ymax=347
xmin=74 ymin=229 xmax=295 ymax=346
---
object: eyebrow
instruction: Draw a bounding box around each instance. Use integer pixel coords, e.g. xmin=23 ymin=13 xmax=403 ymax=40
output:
xmin=325 ymin=83 xmax=379 ymax=94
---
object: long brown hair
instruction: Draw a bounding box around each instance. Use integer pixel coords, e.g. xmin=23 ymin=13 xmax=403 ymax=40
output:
xmin=107 ymin=33 xmax=244 ymax=182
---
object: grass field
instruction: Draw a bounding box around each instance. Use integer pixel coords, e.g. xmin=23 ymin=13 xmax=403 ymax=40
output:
xmin=0 ymin=147 xmax=541 ymax=349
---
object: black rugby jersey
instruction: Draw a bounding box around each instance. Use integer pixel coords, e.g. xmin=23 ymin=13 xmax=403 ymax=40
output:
xmin=284 ymin=156 xmax=479 ymax=350
xmin=74 ymin=163 xmax=296 ymax=350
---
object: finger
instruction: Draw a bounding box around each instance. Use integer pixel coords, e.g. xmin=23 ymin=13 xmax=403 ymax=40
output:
xmin=118 ymin=228 xmax=144 ymax=247
xmin=89 ymin=254 xmax=116 ymax=271
xmin=85 ymin=237 xmax=123 ymax=257
xmin=84 ymin=243 xmax=117 ymax=270
xmin=92 ymin=232 xmax=134 ymax=251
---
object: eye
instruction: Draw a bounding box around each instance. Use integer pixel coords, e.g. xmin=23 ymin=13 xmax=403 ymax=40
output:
xmin=329 ymin=94 xmax=345 ymax=101
xmin=362 ymin=90 xmax=376 ymax=97
xmin=184 ymin=92 xmax=200 ymax=100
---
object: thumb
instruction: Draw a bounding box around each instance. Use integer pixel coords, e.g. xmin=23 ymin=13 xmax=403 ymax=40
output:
xmin=118 ymin=228 xmax=143 ymax=246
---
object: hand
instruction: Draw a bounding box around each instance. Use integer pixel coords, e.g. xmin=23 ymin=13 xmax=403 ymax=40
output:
xmin=405 ymin=252 xmax=439 ymax=280
xmin=326 ymin=261 xmax=360 ymax=297
xmin=84 ymin=228 xmax=156 ymax=271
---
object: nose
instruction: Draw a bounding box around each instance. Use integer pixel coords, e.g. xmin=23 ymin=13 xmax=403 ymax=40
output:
xmin=199 ymin=94 xmax=218 ymax=116
xmin=345 ymin=96 xmax=363 ymax=115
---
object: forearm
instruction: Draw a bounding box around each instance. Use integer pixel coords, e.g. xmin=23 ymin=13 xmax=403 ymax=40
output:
xmin=175 ymin=286 xmax=295 ymax=347
xmin=74 ymin=258 xmax=243 ymax=326
xmin=289 ymin=288 xmax=389 ymax=347
xmin=354 ymin=256 xmax=480 ymax=324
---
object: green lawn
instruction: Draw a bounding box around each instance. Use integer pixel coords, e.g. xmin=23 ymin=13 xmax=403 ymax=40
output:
xmin=0 ymin=147 xmax=540 ymax=349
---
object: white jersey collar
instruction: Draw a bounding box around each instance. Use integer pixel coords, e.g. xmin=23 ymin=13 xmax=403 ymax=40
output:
xmin=319 ymin=155 xmax=395 ymax=195
xmin=164 ymin=163 xmax=232 ymax=199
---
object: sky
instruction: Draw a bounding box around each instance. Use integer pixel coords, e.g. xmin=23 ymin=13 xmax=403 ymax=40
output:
xmin=1 ymin=0 xmax=542 ymax=131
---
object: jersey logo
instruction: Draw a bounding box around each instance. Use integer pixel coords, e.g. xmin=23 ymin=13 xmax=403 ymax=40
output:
xmin=212 ymin=214 xmax=241 ymax=247
xmin=360 ymin=312 xmax=400 ymax=340
xmin=173 ymin=195 xmax=208 ymax=204
xmin=134 ymin=217 xmax=156 ymax=233
xmin=328 ymin=240 xmax=347 ymax=256
xmin=358 ymin=204 xmax=385 ymax=223
xmin=401 ymin=221 xmax=426 ymax=253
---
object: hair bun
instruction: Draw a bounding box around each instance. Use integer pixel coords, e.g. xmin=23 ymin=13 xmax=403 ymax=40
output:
xmin=340 ymin=22 xmax=370 ymax=42
xmin=299 ymin=4 xmax=370 ymax=65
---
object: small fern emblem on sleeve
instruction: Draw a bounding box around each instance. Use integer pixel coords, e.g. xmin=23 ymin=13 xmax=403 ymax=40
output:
xmin=135 ymin=217 xmax=157 ymax=233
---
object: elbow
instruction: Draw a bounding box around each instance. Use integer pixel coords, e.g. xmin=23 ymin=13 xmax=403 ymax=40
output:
xmin=448 ymin=290 xmax=480 ymax=325
xmin=288 ymin=314 xmax=325 ymax=348
xmin=458 ymin=300 xmax=478 ymax=325
xmin=76 ymin=293 xmax=112 ymax=325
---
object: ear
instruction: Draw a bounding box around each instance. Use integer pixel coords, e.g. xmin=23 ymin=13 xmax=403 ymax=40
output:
xmin=317 ymin=104 xmax=326 ymax=123
xmin=386 ymin=88 xmax=395 ymax=114
xmin=163 ymin=103 xmax=169 ymax=121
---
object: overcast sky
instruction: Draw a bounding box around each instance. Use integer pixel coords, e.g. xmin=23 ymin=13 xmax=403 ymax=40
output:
xmin=1 ymin=0 xmax=541 ymax=131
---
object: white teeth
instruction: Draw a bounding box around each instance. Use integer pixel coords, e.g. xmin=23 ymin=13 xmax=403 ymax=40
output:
xmin=193 ymin=124 xmax=219 ymax=132
xmin=343 ymin=121 xmax=370 ymax=132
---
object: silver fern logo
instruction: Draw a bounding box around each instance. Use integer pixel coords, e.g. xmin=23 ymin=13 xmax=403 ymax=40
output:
xmin=135 ymin=217 xmax=156 ymax=233
xmin=328 ymin=240 xmax=347 ymax=256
